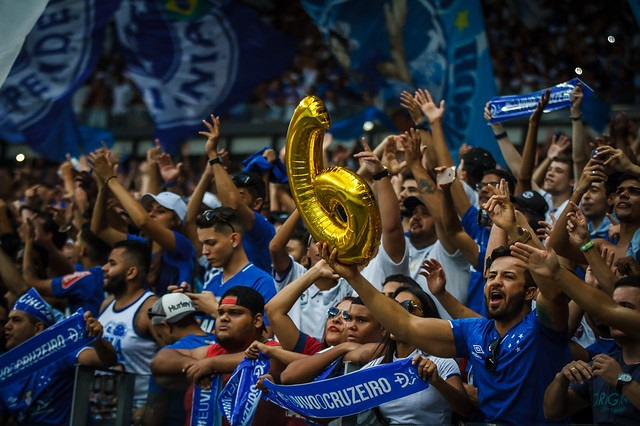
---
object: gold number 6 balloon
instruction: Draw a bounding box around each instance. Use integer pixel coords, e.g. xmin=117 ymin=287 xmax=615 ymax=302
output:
xmin=285 ymin=95 xmax=381 ymax=264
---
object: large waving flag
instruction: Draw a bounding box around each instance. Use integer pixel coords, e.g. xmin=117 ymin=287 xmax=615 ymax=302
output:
xmin=113 ymin=0 xmax=296 ymax=154
xmin=0 ymin=0 xmax=120 ymax=161
xmin=302 ymin=0 xmax=504 ymax=165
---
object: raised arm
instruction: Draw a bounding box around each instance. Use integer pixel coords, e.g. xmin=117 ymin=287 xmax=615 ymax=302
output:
xmin=516 ymin=89 xmax=550 ymax=194
xmin=185 ymin=164 xmax=214 ymax=255
xmin=320 ymin=243 xmax=456 ymax=359
xmin=77 ymin=311 xmax=118 ymax=368
xmin=201 ymin=115 xmax=257 ymax=231
xmin=438 ymin=178 xmax=480 ymax=266
xmin=570 ymin=83 xmax=589 ymax=181
xmin=90 ymin=159 xmax=126 ymax=246
xmin=421 ymin=258 xmax=482 ymax=319
xmin=510 ymin=243 xmax=640 ymax=340
xmin=269 ymin=209 xmax=300 ymax=277
xmin=264 ymin=259 xmax=338 ymax=351
xmin=354 ymin=139 xmax=405 ymax=263
xmin=89 ymin=151 xmax=178 ymax=252
xmin=484 ymin=102 xmax=522 ymax=175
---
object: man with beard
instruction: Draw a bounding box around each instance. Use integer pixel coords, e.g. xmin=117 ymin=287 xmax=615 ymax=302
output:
xmin=159 ymin=286 xmax=286 ymax=425
xmin=320 ymin=187 xmax=570 ymax=423
xmin=98 ymin=240 xmax=162 ymax=421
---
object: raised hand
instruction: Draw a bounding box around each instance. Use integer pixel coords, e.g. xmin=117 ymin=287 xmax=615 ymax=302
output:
xmin=510 ymin=241 xmax=561 ymax=279
xmin=420 ymin=258 xmax=446 ymax=297
xmin=565 ymin=202 xmax=590 ymax=248
xmin=157 ymin=153 xmax=182 ymax=184
xmin=200 ymin=114 xmax=221 ymax=159
xmin=399 ymin=90 xmax=424 ymax=125
xmin=353 ymin=138 xmax=385 ymax=176
xmin=482 ymin=179 xmax=515 ymax=231
xmin=415 ymin=88 xmax=444 ymax=124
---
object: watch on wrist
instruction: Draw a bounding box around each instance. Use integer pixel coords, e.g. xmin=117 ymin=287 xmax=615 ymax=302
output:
xmin=510 ymin=227 xmax=532 ymax=245
xmin=208 ymin=156 xmax=223 ymax=166
xmin=616 ymin=372 xmax=632 ymax=393
xmin=372 ymin=168 xmax=389 ymax=181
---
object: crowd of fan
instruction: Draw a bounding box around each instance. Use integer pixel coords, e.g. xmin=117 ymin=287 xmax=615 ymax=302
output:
xmin=1 ymin=80 xmax=640 ymax=425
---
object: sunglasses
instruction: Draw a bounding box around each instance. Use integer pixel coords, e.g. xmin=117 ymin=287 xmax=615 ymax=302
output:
xmin=232 ymin=173 xmax=257 ymax=186
xmin=327 ymin=306 xmax=351 ymax=322
xmin=475 ymin=181 xmax=500 ymax=191
xmin=484 ymin=336 xmax=502 ymax=372
xmin=398 ymin=299 xmax=423 ymax=315
xmin=198 ymin=209 xmax=236 ymax=233
xmin=147 ymin=308 xmax=163 ymax=321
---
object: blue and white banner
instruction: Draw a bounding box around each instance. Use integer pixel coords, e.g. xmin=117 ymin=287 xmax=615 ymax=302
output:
xmin=301 ymin=0 xmax=503 ymax=165
xmin=0 ymin=0 xmax=119 ymax=161
xmin=219 ymin=354 xmax=270 ymax=426
xmin=190 ymin=376 xmax=222 ymax=426
xmin=113 ymin=0 xmax=296 ymax=154
xmin=0 ymin=309 xmax=93 ymax=386
xmin=262 ymin=357 xmax=427 ymax=419
xmin=487 ymin=78 xmax=594 ymax=124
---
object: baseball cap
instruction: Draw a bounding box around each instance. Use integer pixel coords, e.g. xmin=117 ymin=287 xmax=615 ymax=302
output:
xmin=140 ymin=191 xmax=187 ymax=222
xmin=402 ymin=196 xmax=430 ymax=216
xmin=219 ymin=286 xmax=265 ymax=316
xmin=148 ymin=293 xmax=198 ymax=326
xmin=462 ymin=147 xmax=496 ymax=185
xmin=202 ymin=192 xmax=222 ymax=209
xmin=511 ymin=191 xmax=549 ymax=220
xmin=231 ymin=171 xmax=265 ymax=201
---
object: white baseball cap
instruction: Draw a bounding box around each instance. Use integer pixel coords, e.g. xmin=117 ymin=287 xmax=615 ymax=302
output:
xmin=140 ymin=192 xmax=187 ymax=222
xmin=148 ymin=293 xmax=197 ymax=326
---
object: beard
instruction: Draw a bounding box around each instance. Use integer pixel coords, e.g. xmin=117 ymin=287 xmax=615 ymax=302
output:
xmin=104 ymin=274 xmax=127 ymax=296
xmin=486 ymin=290 xmax=527 ymax=322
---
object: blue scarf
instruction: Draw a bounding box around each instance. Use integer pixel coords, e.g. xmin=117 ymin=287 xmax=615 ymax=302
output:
xmin=262 ymin=357 xmax=428 ymax=418
xmin=488 ymin=78 xmax=593 ymax=124
xmin=190 ymin=376 xmax=222 ymax=426
xmin=0 ymin=309 xmax=93 ymax=385
xmin=219 ymin=354 xmax=270 ymax=426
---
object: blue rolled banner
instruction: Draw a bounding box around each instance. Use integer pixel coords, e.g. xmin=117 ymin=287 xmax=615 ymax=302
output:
xmin=262 ymin=357 xmax=428 ymax=419
xmin=219 ymin=354 xmax=270 ymax=426
xmin=0 ymin=309 xmax=93 ymax=385
xmin=190 ymin=376 xmax=222 ymax=426
xmin=488 ymin=78 xmax=594 ymax=124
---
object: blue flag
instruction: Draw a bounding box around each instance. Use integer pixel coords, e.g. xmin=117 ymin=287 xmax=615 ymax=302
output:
xmin=301 ymin=0 xmax=503 ymax=165
xmin=113 ymin=0 xmax=296 ymax=154
xmin=0 ymin=0 xmax=119 ymax=161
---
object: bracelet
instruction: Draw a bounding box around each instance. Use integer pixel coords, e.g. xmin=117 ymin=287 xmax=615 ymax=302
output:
xmin=579 ymin=240 xmax=595 ymax=252
xmin=570 ymin=115 xmax=582 ymax=121
xmin=415 ymin=120 xmax=430 ymax=131
xmin=372 ymin=168 xmax=389 ymax=181
xmin=105 ymin=175 xmax=117 ymax=185
xmin=493 ymin=131 xmax=507 ymax=140
xmin=208 ymin=156 xmax=223 ymax=166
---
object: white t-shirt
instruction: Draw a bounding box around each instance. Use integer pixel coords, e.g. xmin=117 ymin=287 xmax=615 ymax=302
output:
xmin=360 ymin=349 xmax=460 ymax=425
xmin=408 ymin=238 xmax=470 ymax=320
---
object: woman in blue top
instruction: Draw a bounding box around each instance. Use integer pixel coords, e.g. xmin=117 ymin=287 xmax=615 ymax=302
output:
xmin=88 ymin=150 xmax=195 ymax=295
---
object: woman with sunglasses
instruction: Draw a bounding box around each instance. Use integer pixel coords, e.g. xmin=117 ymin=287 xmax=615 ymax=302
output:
xmin=88 ymin=149 xmax=195 ymax=296
xmin=359 ymin=285 xmax=472 ymax=425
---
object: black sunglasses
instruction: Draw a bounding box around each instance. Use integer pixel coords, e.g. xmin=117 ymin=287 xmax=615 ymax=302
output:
xmin=475 ymin=181 xmax=500 ymax=191
xmin=232 ymin=173 xmax=257 ymax=186
xmin=399 ymin=299 xmax=423 ymax=315
xmin=327 ymin=306 xmax=351 ymax=322
xmin=147 ymin=308 xmax=163 ymax=321
xmin=198 ymin=209 xmax=236 ymax=233
xmin=484 ymin=336 xmax=502 ymax=372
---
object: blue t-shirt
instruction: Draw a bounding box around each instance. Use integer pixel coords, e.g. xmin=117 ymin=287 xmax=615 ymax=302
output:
xmin=128 ymin=231 xmax=196 ymax=296
xmin=51 ymin=265 xmax=105 ymax=316
xmin=200 ymin=263 xmax=277 ymax=333
xmin=0 ymin=352 xmax=80 ymax=425
xmin=461 ymin=206 xmax=491 ymax=317
xmin=572 ymin=349 xmax=640 ymax=424
xmin=451 ymin=310 xmax=571 ymax=423
xmin=243 ymin=211 xmax=275 ymax=273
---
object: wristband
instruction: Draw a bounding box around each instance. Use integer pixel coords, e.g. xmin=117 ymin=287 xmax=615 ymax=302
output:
xmin=415 ymin=120 xmax=430 ymax=131
xmin=493 ymin=131 xmax=508 ymax=140
xmin=208 ymin=156 xmax=223 ymax=166
xmin=579 ymin=240 xmax=595 ymax=252
xmin=570 ymin=114 xmax=582 ymax=121
xmin=105 ymin=175 xmax=117 ymax=185
xmin=372 ymin=168 xmax=389 ymax=181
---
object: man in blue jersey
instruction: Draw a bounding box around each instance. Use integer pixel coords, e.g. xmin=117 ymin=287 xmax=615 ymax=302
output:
xmin=0 ymin=289 xmax=116 ymax=425
xmin=22 ymin=223 xmax=110 ymax=316
xmin=185 ymin=206 xmax=276 ymax=334
xmin=321 ymin=188 xmax=571 ymax=424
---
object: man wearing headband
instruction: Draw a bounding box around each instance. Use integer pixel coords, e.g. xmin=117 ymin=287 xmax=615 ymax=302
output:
xmin=158 ymin=286 xmax=285 ymax=425
xmin=0 ymin=288 xmax=116 ymax=425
